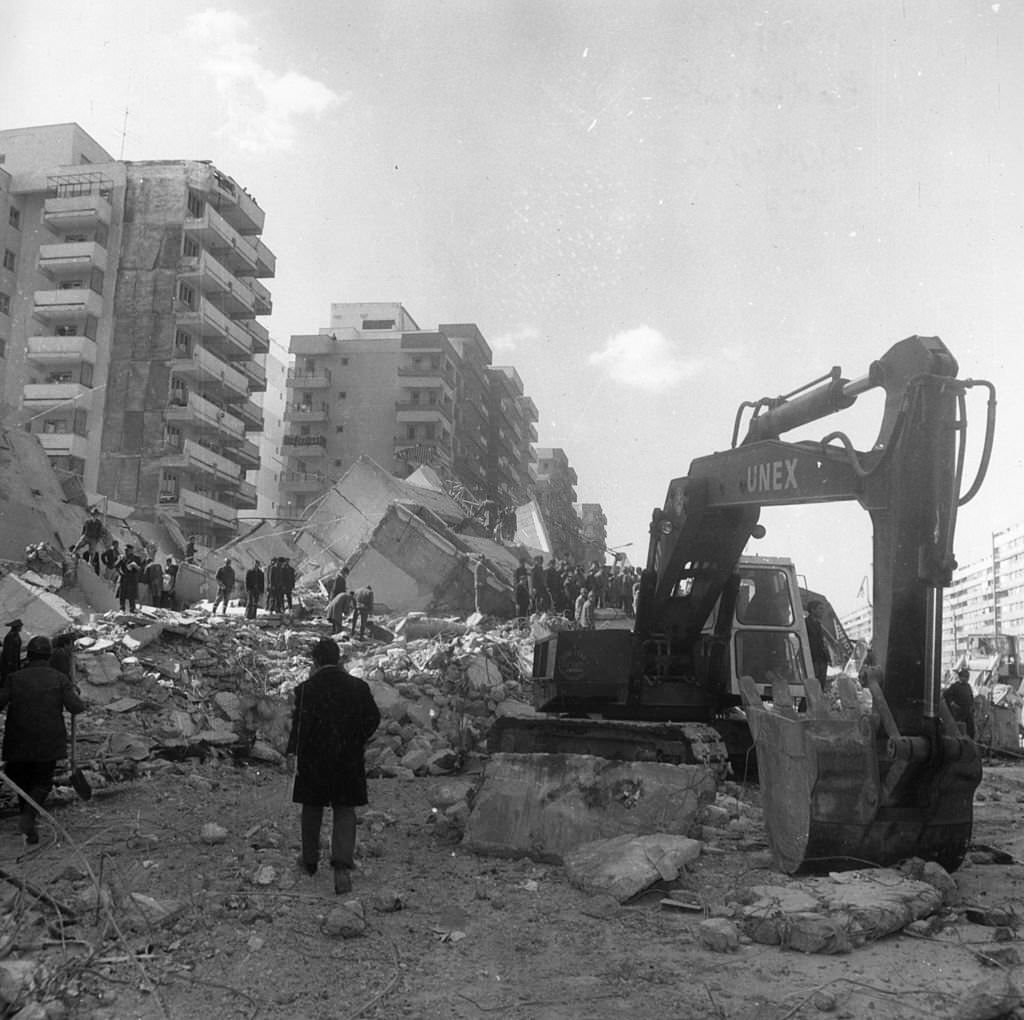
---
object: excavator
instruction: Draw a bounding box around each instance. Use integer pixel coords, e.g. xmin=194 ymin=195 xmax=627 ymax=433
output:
xmin=491 ymin=336 xmax=996 ymax=873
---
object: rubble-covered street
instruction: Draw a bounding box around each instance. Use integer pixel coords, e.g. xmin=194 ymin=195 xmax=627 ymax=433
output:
xmin=0 ymin=594 xmax=1020 ymax=1019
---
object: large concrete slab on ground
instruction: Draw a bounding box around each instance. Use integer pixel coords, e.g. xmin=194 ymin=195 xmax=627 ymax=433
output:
xmin=462 ymin=752 xmax=716 ymax=862
xmin=0 ymin=573 xmax=79 ymax=635
xmin=564 ymin=833 xmax=703 ymax=902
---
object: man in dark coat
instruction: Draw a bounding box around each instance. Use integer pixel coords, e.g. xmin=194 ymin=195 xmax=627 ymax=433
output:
xmin=116 ymin=545 xmax=142 ymax=613
xmin=286 ymin=637 xmax=380 ymax=893
xmin=805 ymin=600 xmax=831 ymax=684
xmin=327 ymin=567 xmax=351 ymax=630
xmin=244 ymin=561 xmax=265 ymax=620
xmin=0 ymin=635 xmax=86 ymax=843
xmin=211 ymin=559 xmax=236 ymax=615
xmin=1 ymin=620 xmax=23 ymax=688
xmin=280 ymin=558 xmax=296 ymax=611
xmin=944 ymin=667 xmax=976 ymax=739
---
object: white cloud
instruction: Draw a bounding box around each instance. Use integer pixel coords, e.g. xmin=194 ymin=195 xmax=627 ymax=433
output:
xmin=588 ymin=325 xmax=703 ymax=392
xmin=491 ymin=325 xmax=540 ymax=353
xmin=185 ymin=9 xmax=344 ymax=153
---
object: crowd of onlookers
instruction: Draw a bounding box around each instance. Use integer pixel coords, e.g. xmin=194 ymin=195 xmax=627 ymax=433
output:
xmin=513 ymin=556 xmax=641 ymax=626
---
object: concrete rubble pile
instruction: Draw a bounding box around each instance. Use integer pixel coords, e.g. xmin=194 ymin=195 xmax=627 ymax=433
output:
xmin=43 ymin=600 xmax=538 ymax=804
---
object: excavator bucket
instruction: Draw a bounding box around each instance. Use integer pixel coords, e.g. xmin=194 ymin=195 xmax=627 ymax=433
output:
xmin=740 ymin=675 xmax=981 ymax=874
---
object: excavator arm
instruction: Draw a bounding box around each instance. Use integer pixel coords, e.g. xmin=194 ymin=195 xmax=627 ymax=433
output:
xmin=638 ymin=335 xmax=997 ymax=871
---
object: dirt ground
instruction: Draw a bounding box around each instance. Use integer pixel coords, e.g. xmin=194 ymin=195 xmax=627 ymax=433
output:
xmin=7 ymin=756 xmax=1024 ymax=1020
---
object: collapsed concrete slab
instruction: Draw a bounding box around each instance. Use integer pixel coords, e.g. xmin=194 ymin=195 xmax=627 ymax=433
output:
xmin=0 ymin=572 xmax=79 ymax=635
xmin=564 ymin=834 xmax=703 ymax=903
xmin=462 ymin=753 xmax=717 ymax=862
xmin=737 ymin=868 xmax=947 ymax=953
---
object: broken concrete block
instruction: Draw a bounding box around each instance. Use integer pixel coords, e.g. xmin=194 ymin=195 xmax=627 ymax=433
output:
xmin=0 ymin=573 xmax=77 ymax=636
xmin=948 ymin=968 xmax=1024 ymax=1020
xmin=121 ymin=623 xmax=163 ymax=652
xmin=213 ymin=691 xmax=243 ymax=721
xmin=564 ymin=834 xmax=703 ymax=903
xmin=463 ymin=753 xmax=716 ymax=862
xmin=699 ymin=918 xmax=740 ymax=952
xmin=201 ymin=823 xmax=229 ymax=845
xmin=921 ymin=860 xmax=959 ymax=905
xmin=80 ymin=651 xmax=122 ymax=686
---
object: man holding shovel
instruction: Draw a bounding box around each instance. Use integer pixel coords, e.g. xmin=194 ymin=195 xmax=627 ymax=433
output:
xmin=0 ymin=636 xmax=86 ymax=843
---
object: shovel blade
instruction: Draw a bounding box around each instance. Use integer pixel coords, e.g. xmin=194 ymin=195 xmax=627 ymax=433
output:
xmin=70 ymin=768 xmax=93 ymax=801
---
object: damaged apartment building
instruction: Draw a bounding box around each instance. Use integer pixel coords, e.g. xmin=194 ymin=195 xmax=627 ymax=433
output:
xmin=0 ymin=123 xmax=273 ymax=560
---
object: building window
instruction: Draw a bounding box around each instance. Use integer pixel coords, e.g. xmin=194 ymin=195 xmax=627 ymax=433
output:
xmin=55 ymin=324 xmax=79 ymax=337
xmin=335 ymin=425 xmax=344 ymax=433
xmin=7 ymin=207 xmax=19 ymax=229
xmin=186 ymin=191 xmax=204 ymax=218
xmin=0 ymin=337 xmax=5 ymax=358
xmin=174 ymin=329 xmax=192 ymax=352
xmin=362 ymin=319 xmax=395 ymax=330
xmin=406 ymin=425 xmax=416 ymax=440
xmin=183 ymin=236 xmax=200 ymax=258
xmin=338 ymin=391 xmax=346 ymax=399
xmin=177 ymin=282 xmax=195 ymax=308
xmin=341 ymin=358 xmax=349 ymax=366
xmin=0 ymin=293 xmax=9 ymax=315
xmin=2 ymin=250 xmax=14 ymax=271
xmin=334 ymin=459 xmax=343 ymax=467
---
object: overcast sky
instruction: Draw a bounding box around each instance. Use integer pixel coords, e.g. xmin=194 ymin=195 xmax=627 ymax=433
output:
xmin=6 ymin=0 xmax=1023 ymax=613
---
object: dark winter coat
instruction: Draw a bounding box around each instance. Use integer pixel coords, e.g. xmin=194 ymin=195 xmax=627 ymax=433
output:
xmin=245 ymin=566 xmax=265 ymax=596
xmin=1 ymin=629 xmax=21 ymax=685
xmin=286 ymin=665 xmax=381 ymax=807
xmin=0 ymin=662 xmax=85 ymax=762
xmin=280 ymin=563 xmax=296 ymax=593
xmin=116 ymin=554 xmax=142 ymax=597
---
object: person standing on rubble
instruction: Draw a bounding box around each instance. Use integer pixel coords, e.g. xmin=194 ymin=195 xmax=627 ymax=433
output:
xmin=328 ymin=566 xmax=351 ymax=630
xmin=280 ymin=558 xmax=296 ymax=612
xmin=71 ymin=508 xmax=105 ymax=574
xmin=351 ymin=585 xmax=373 ymax=639
xmin=115 ymin=545 xmax=142 ymax=613
xmin=100 ymin=540 xmax=120 ymax=585
xmin=1 ymin=621 xmax=23 ymax=688
xmin=163 ymin=557 xmax=179 ymax=609
xmin=472 ymin=555 xmax=489 ymax=615
xmin=944 ymin=667 xmax=976 ymax=739
xmin=530 ymin=556 xmax=549 ymax=613
xmin=211 ymin=558 xmax=236 ymax=616
xmin=143 ymin=557 xmax=164 ymax=608
xmin=287 ymin=636 xmax=381 ymax=893
xmin=0 ymin=635 xmax=86 ymax=844
xmin=244 ymin=560 xmax=265 ymax=620
xmin=266 ymin=557 xmax=283 ymax=613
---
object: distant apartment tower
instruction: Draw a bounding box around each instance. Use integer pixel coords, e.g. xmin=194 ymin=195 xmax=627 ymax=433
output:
xmin=575 ymin=503 xmax=609 ymax=564
xmin=841 ymin=520 xmax=1024 ymax=669
xmin=533 ymin=448 xmax=583 ymax=560
xmin=0 ymin=124 xmax=274 ymax=546
xmin=256 ymin=348 xmax=288 ymax=521
xmin=282 ymin=304 xmax=538 ymax=513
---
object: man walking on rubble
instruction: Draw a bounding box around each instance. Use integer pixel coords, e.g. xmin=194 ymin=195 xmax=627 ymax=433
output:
xmin=71 ymin=508 xmax=105 ymax=574
xmin=0 ymin=635 xmax=86 ymax=844
xmin=244 ymin=560 xmax=265 ymax=620
xmin=1 ymin=621 xmax=23 ymax=688
xmin=211 ymin=558 xmax=236 ymax=616
xmin=286 ymin=636 xmax=381 ymax=893
xmin=351 ymin=584 xmax=373 ymax=639
xmin=944 ymin=667 xmax=976 ymax=739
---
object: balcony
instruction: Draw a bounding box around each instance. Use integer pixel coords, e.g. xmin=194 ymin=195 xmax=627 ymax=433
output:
xmin=245 ymin=319 xmax=270 ymax=354
xmin=177 ymin=250 xmax=235 ymax=298
xmin=177 ymin=296 xmax=253 ymax=360
xmin=395 ymin=403 xmax=454 ymax=426
xmin=287 ymin=367 xmax=332 ymax=388
xmin=160 ymin=487 xmax=237 ymax=529
xmin=238 ymin=358 xmax=267 ymax=393
xmin=284 ymin=402 xmax=329 ymax=423
xmin=43 ymin=192 xmax=112 ymax=232
xmin=281 ymin=471 xmax=327 ymax=492
xmin=172 ymin=343 xmax=248 ymax=400
xmin=219 ymin=478 xmax=259 ymax=509
xmin=397 ymin=365 xmax=456 ymax=392
xmin=235 ymin=438 xmax=260 ymax=469
xmin=237 ymin=399 xmax=264 ymax=432
xmin=33 ymin=288 xmax=104 ymax=321
xmin=251 ymin=237 xmax=276 ymax=278
xmin=185 ymin=203 xmax=249 ymax=261
xmin=393 ymin=439 xmax=453 ymax=469
xmin=281 ymin=434 xmax=327 ymax=460
xmin=26 ymin=335 xmax=98 ymax=367
xmin=165 ymin=438 xmax=243 ymax=484
xmin=164 ymin=391 xmax=245 ymax=440
xmin=23 ymin=382 xmax=93 ymax=410
xmin=36 ymin=431 xmax=91 ymax=460
xmin=208 ymin=171 xmax=265 ymax=235
xmin=38 ymin=241 xmax=107 ymax=278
